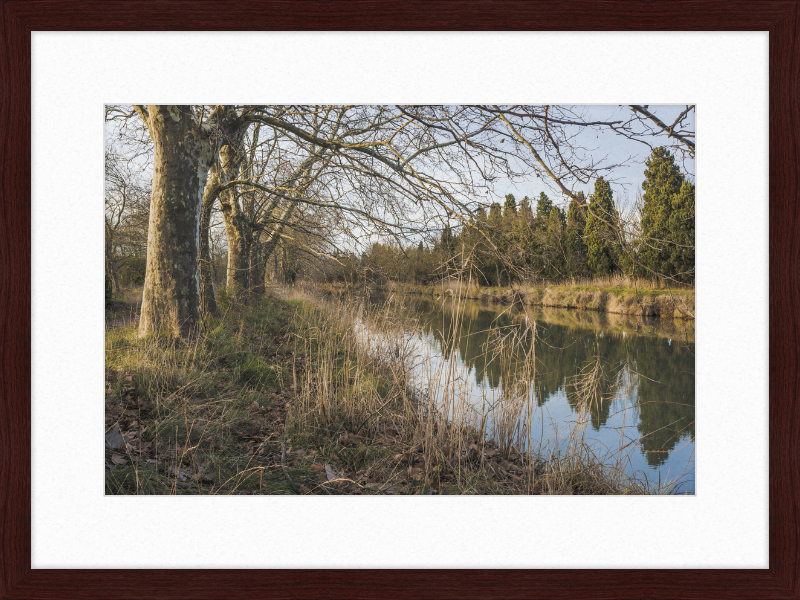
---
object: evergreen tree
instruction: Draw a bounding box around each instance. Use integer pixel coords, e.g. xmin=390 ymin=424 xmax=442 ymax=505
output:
xmin=515 ymin=196 xmax=535 ymax=271
xmin=584 ymin=178 xmax=620 ymax=276
xmin=536 ymin=192 xmax=553 ymax=223
xmin=519 ymin=196 xmax=533 ymax=224
xmin=665 ymin=179 xmax=695 ymax=280
xmin=487 ymin=202 xmax=504 ymax=285
xmin=639 ymin=147 xmax=695 ymax=282
xmin=565 ymin=191 xmax=590 ymax=277
xmin=440 ymin=223 xmax=453 ymax=252
xmin=526 ymin=192 xmax=556 ymax=278
xmin=550 ymin=204 xmax=566 ymax=229
xmin=463 ymin=207 xmax=492 ymax=285
xmin=542 ymin=205 xmax=567 ymax=279
xmin=503 ymin=193 xmax=517 ymax=217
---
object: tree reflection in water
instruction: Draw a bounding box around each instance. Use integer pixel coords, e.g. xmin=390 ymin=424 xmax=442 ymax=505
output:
xmin=399 ymin=296 xmax=695 ymax=470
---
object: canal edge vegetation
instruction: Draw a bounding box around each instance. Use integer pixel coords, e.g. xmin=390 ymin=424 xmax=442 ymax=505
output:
xmin=324 ymin=277 xmax=695 ymax=320
xmin=105 ymin=286 xmax=688 ymax=495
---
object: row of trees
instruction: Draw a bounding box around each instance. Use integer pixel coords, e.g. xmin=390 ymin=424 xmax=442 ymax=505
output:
xmin=105 ymin=105 xmax=696 ymax=338
xmin=333 ymin=146 xmax=694 ymax=287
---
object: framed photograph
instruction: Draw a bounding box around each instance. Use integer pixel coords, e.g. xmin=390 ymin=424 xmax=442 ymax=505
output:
xmin=3 ymin=1 xmax=797 ymax=598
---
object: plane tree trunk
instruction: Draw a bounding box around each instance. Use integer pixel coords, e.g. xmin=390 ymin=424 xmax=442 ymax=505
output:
xmin=218 ymin=137 xmax=253 ymax=303
xmin=199 ymin=164 xmax=223 ymax=317
xmin=249 ymin=232 xmax=266 ymax=295
xmin=134 ymin=105 xmax=240 ymax=338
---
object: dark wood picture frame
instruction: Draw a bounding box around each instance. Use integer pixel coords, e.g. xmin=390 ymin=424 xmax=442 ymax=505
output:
xmin=2 ymin=2 xmax=797 ymax=598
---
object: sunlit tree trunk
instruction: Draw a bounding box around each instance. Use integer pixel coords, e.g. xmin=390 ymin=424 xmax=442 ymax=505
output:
xmin=218 ymin=138 xmax=254 ymax=303
xmin=134 ymin=105 xmax=226 ymax=338
xmin=223 ymin=211 xmax=253 ymax=299
xmin=199 ymin=164 xmax=222 ymax=317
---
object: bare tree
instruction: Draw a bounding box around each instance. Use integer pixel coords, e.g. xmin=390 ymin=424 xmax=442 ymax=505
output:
xmin=129 ymin=105 xmax=247 ymax=337
xmin=104 ymin=146 xmax=149 ymax=291
xmin=106 ymin=104 xmax=695 ymax=338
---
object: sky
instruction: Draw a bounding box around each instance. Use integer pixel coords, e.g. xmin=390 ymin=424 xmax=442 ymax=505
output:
xmin=487 ymin=104 xmax=695 ymax=214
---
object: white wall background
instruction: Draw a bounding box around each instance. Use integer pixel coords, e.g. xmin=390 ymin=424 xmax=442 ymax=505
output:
xmin=31 ymin=31 xmax=768 ymax=569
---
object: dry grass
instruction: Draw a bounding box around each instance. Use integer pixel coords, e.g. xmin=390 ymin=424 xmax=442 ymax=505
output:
xmin=104 ymin=281 xmax=687 ymax=495
xmin=340 ymin=277 xmax=696 ymax=320
xmin=105 ymin=292 xmax=302 ymax=495
xmin=287 ymin=283 xmax=684 ymax=495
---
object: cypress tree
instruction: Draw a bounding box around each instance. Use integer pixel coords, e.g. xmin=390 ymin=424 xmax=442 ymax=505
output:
xmin=639 ymin=146 xmax=694 ymax=282
xmin=584 ymin=178 xmax=620 ymax=277
xmin=565 ymin=191 xmax=590 ymax=277
xmin=440 ymin=223 xmax=452 ymax=250
xmin=469 ymin=206 xmax=491 ymax=285
xmin=666 ymin=179 xmax=695 ymax=281
xmin=516 ymin=196 xmax=535 ymax=270
xmin=543 ymin=205 xmax=567 ymax=279
xmin=536 ymin=192 xmax=554 ymax=222
xmin=487 ymin=202 xmax=504 ymax=285
xmin=518 ymin=196 xmax=534 ymax=224
xmin=503 ymin=193 xmax=517 ymax=217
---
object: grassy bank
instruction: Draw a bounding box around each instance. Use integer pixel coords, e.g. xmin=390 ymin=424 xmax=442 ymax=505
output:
xmin=325 ymin=276 xmax=695 ymax=320
xmin=105 ymin=286 xmax=679 ymax=495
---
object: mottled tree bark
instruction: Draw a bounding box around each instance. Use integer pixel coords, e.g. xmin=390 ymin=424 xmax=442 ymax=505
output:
xmin=260 ymin=200 xmax=299 ymax=274
xmin=218 ymin=137 xmax=253 ymax=303
xmin=199 ymin=165 xmax=222 ymax=317
xmin=134 ymin=105 xmax=240 ymax=338
xmin=249 ymin=232 xmax=266 ymax=295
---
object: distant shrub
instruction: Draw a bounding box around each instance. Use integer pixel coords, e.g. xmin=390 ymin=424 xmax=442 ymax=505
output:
xmin=119 ymin=257 xmax=146 ymax=286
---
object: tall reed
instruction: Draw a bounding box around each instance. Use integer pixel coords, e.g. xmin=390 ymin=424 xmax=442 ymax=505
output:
xmin=290 ymin=279 xmax=685 ymax=494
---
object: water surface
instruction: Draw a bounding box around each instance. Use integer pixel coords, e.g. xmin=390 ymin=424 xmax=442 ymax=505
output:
xmin=371 ymin=294 xmax=696 ymax=494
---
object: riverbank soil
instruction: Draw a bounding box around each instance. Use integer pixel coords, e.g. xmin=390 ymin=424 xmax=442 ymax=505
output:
xmin=105 ymin=287 xmax=665 ymax=495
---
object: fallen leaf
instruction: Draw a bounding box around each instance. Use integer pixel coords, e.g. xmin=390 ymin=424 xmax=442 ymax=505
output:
xmin=324 ymin=463 xmax=337 ymax=482
xmin=111 ymin=454 xmax=126 ymax=465
xmin=310 ymin=463 xmax=324 ymax=473
xmin=299 ymin=485 xmax=312 ymax=494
